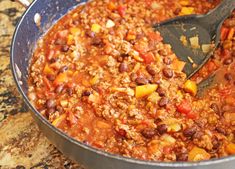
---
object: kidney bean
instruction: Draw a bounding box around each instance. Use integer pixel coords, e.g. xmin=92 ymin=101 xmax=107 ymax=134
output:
xmin=91 ymin=37 xmax=104 ymax=47
xmin=59 ymin=66 xmax=68 ymax=73
xmin=86 ymin=30 xmax=95 ymax=38
xmin=47 ymin=74 xmax=55 ymax=81
xmin=216 ymin=126 xmax=226 ymax=135
xmin=158 ymin=97 xmax=169 ymax=107
xmin=46 ymin=99 xmax=56 ymax=109
xmin=224 ymin=73 xmax=233 ymax=81
xmin=156 ymin=87 xmax=165 ymax=97
xmin=174 ymin=8 xmax=181 ymax=15
xmin=224 ymin=19 xmax=235 ymax=27
xmin=82 ymin=90 xmax=91 ymax=97
xmin=192 ymin=130 xmax=204 ymax=139
xmin=61 ymin=45 xmax=69 ymax=52
xmin=210 ymin=103 xmax=221 ymax=115
xmin=67 ymin=88 xmax=73 ymax=96
xmin=55 ymin=85 xmax=64 ymax=94
xmin=46 ymin=108 xmax=55 ymax=117
xmin=54 ymin=38 xmax=65 ymax=45
xmin=183 ymin=126 xmax=197 ymax=137
xmin=158 ymin=49 xmax=168 ymax=56
xmin=163 ymin=57 xmax=172 ymax=65
xmin=135 ymin=77 xmax=149 ymax=85
xmin=212 ymin=137 xmax=220 ymax=150
xmin=119 ymin=62 xmax=128 ymax=73
xmin=141 ymin=128 xmax=156 ymax=139
xmin=154 ymin=118 xmax=162 ymax=125
xmin=146 ymin=65 xmax=157 ymax=76
xmin=157 ymin=124 xmax=168 ymax=135
xmin=223 ymin=57 xmax=233 ymax=65
xmin=176 ymin=153 xmax=188 ymax=161
xmin=162 ymin=68 xmax=173 ymax=78
xmin=117 ymin=56 xmax=124 ymax=62
xmin=130 ymin=73 xmax=137 ymax=81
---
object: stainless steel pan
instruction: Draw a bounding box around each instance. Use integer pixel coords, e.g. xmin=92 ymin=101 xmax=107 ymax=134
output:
xmin=10 ymin=0 xmax=235 ymax=168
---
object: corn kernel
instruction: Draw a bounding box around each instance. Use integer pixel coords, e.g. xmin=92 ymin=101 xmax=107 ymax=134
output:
xmin=91 ymin=23 xmax=101 ymax=33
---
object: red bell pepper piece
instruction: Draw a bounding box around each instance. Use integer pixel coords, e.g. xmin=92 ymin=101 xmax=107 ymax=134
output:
xmin=221 ymin=27 xmax=229 ymax=41
xmin=147 ymin=32 xmax=163 ymax=42
xmin=140 ymin=52 xmax=155 ymax=64
xmin=117 ymin=5 xmax=126 ymax=17
xmin=176 ymin=100 xmax=192 ymax=115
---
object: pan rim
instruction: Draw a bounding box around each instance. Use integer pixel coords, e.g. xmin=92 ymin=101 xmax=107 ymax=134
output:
xmin=10 ymin=0 xmax=235 ymax=167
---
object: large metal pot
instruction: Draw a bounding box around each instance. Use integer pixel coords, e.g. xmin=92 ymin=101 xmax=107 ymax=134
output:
xmin=10 ymin=0 xmax=235 ymax=168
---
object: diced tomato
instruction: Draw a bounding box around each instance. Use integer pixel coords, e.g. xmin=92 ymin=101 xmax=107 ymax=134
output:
xmin=68 ymin=111 xmax=77 ymax=125
xmin=186 ymin=111 xmax=198 ymax=119
xmin=57 ymin=30 xmax=69 ymax=39
xmin=220 ymin=87 xmax=232 ymax=97
xmin=176 ymin=100 xmax=192 ymax=115
xmin=140 ymin=52 xmax=155 ymax=64
xmin=227 ymin=28 xmax=235 ymax=40
xmin=145 ymin=0 xmax=153 ymax=6
xmin=147 ymin=32 xmax=163 ymax=42
xmin=221 ymin=27 xmax=229 ymax=41
xmin=117 ymin=5 xmax=126 ymax=17
xmin=117 ymin=129 xmax=127 ymax=137
xmin=47 ymin=50 xmax=55 ymax=60
xmin=43 ymin=76 xmax=52 ymax=90
xmin=221 ymin=49 xmax=231 ymax=59
xmin=163 ymin=146 xmax=172 ymax=154
xmin=207 ymin=61 xmax=217 ymax=72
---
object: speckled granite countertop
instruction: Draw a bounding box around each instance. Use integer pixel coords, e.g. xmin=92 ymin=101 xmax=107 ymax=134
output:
xmin=0 ymin=1 xmax=83 ymax=168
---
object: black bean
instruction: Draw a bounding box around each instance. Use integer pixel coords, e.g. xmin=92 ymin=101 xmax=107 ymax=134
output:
xmin=141 ymin=128 xmax=156 ymax=139
xmin=119 ymin=63 xmax=128 ymax=73
xmin=135 ymin=77 xmax=149 ymax=85
xmin=183 ymin=126 xmax=197 ymax=137
xmin=156 ymin=87 xmax=165 ymax=97
xmin=130 ymin=73 xmax=137 ymax=81
xmin=157 ymin=124 xmax=168 ymax=135
xmin=210 ymin=103 xmax=221 ymax=115
xmin=82 ymin=90 xmax=91 ymax=97
xmin=46 ymin=99 xmax=56 ymax=109
xmin=162 ymin=68 xmax=173 ymax=78
xmin=176 ymin=153 xmax=188 ymax=161
xmin=223 ymin=57 xmax=233 ymax=65
xmin=55 ymin=85 xmax=64 ymax=94
xmin=158 ymin=97 xmax=169 ymax=107
xmin=146 ymin=65 xmax=157 ymax=76
xmin=163 ymin=57 xmax=172 ymax=65
xmin=61 ymin=45 xmax=69 ymax=52
xmin=224 ymin=73 xmax=233 ymax=81
xmin=59 ymin=66 xmax=68 ymax=73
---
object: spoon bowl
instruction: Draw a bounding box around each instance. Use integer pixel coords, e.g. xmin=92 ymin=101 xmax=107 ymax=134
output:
xmin=155 ymin=0 xmax=235 ymax=78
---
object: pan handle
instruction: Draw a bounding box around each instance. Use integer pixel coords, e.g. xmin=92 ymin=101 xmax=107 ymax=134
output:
xmin=14 ymin=0 xmax=30 ymax=8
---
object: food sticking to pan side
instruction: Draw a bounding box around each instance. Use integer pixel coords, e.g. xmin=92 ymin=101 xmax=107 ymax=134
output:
xmin=28 ymin=0 xmax=235 ymax=162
